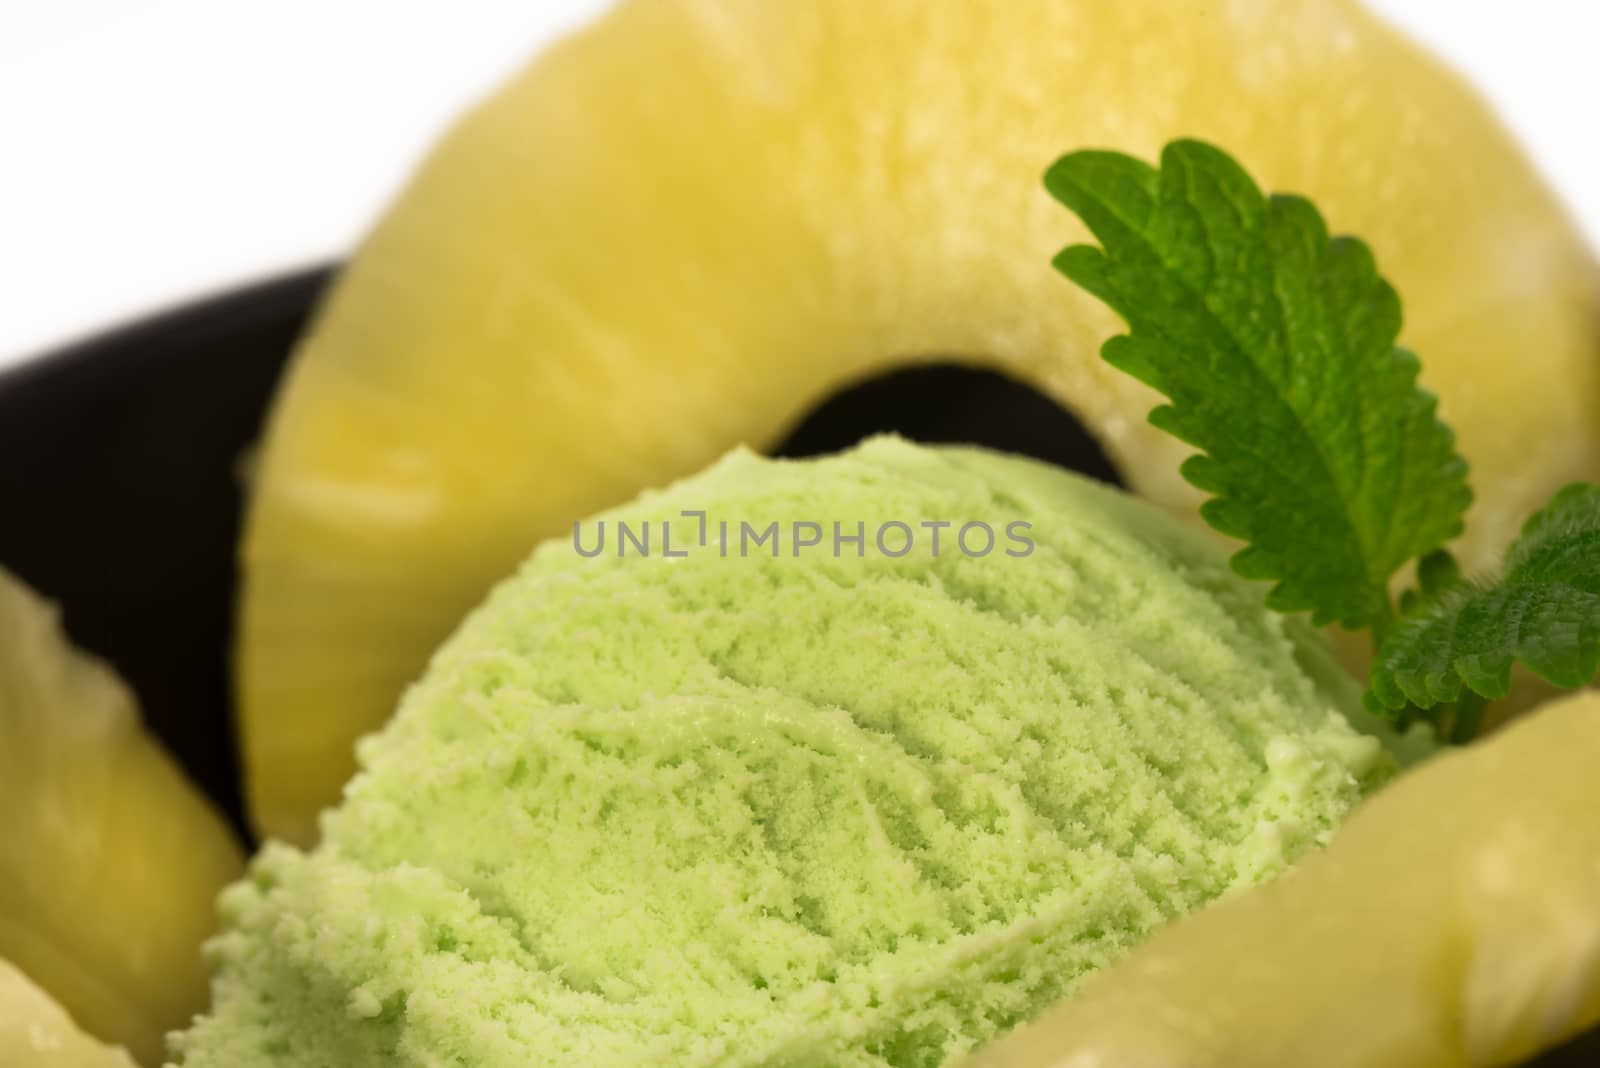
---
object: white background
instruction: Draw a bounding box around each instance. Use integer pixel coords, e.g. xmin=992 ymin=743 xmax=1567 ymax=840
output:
xmin=1 ymin=0 xmax=1596 ymax=370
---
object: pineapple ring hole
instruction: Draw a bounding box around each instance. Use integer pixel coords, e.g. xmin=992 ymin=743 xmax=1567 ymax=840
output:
xmin=774 ymin=363 xmax=1123 ymax=487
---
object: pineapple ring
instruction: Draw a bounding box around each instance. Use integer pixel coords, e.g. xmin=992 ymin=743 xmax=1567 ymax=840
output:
xmin=0 ymin=569 xmax=243 ymax=1065
xmin=965 ymin=689 xmax=1600 ymax=1068
xmin=239 ymin=0 xmax=1600 ymax=844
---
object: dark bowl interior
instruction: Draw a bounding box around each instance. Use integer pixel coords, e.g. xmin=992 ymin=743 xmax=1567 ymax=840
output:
xmin=1 ymin=269 xmax=1596 ymax=1065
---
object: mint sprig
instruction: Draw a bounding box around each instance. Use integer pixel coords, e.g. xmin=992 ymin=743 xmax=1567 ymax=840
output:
xmin=1045 ymin=141 xmax=1470 ymax=633
xmin=1043 ymin=139 xmax=1600 ymax=742
xmin=1370 ymin=484 xmax=1600 ymax=714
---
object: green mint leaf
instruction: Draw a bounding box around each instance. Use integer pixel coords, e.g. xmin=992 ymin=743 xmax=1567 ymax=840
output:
xmin=1398 ymin=549 xmax=1463 ymax=616
xmin=1385 ymin=550 xmax=1468 ymax=735
xmin=1045 ymin=140 xmax=1471 ymax=630
xmin=1370 ymin=483 xmax=1600 ymax=719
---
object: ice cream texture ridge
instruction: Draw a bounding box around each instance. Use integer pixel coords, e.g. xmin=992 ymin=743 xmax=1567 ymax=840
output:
xmin=174 ymin=438 xmax=1401 ymax=1067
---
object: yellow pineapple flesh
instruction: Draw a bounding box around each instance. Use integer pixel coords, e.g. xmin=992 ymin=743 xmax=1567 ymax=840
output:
xmin=0 ymin=569 xmax=243 ymax=1065
xmin=0 ymin=958 xmax=137 ymax=1068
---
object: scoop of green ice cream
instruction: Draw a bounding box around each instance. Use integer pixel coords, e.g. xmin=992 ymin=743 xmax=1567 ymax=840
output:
xmin=174 ymin=438 xmax=1393 ymax=1067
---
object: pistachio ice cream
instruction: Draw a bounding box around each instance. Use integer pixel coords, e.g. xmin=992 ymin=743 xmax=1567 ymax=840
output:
xmin=175 ymin=438 xmax=1392 ymax=1066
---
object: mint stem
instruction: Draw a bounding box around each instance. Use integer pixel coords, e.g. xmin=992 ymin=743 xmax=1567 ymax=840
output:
xmin=1451 ymin=692 xmax=1487 ymax=745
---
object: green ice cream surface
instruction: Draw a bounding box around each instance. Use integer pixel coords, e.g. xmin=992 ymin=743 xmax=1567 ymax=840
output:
xmin=174 ymin=437 xmax=1394 ymax=1067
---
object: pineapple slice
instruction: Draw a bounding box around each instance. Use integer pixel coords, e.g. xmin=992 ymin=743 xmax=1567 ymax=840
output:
xmin=0 ymin=569 xmax=243 ymax=1066
xmin=239 ymin=0 xmax=1600 ymax=843
xmin=965 ymin=690 xmax=1600 ymax=1068
xmin=0 ymin=959 xmax=137 ymax=1068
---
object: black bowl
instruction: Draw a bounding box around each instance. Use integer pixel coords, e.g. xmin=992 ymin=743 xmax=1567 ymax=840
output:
xmin=1 ymin=270 xmax=1595 ymax=1065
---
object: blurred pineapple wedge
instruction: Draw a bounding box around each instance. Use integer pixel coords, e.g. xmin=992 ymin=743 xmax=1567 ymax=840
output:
xmin=239 ymin=0 xmax=1600 ymax=843
xmin=0 ymin=569 xmax=243 ymax=1066
xmin=966 ymin=690 xmax=1600 ymax=1068
xmin=0 ymin=960 xmax=137 ymax=1068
